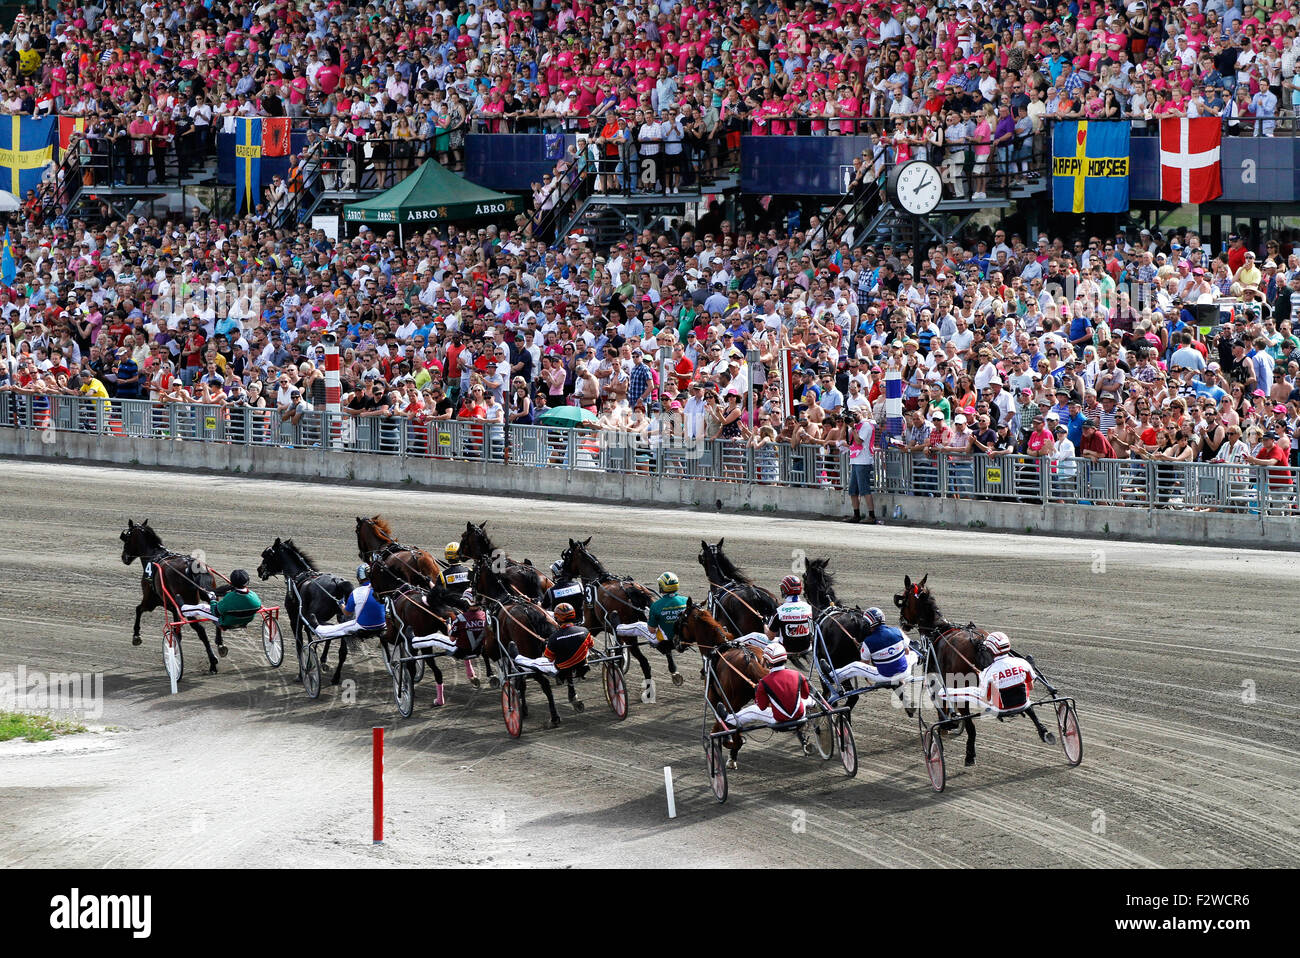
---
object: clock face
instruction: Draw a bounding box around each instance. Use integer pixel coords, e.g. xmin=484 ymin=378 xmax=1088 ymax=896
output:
xmin=894 ymin=161 xmax=943 ymax=215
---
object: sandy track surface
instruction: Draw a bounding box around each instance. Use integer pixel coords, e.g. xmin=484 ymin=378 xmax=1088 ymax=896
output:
xmin=1 ymin=461 xmax=1296 ymax=868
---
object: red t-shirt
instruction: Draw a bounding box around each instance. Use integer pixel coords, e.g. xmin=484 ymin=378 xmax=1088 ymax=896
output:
xmin=1256 ymin=442 xmax=1292 ymax=483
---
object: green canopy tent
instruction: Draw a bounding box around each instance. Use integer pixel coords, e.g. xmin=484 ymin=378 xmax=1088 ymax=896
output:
xmin=342 ymin=162 xmax=520 ymax=244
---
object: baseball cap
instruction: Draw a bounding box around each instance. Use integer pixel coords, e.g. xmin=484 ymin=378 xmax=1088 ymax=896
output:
xmin=931 ymin=410 xmax=945 ymax=419
xmin=953 ymin=414 xmax=967 ymax=424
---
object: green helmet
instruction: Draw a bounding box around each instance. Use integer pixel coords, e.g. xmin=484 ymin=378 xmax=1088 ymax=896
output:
xmin=657 ymin=572 xmax=679 ymax=595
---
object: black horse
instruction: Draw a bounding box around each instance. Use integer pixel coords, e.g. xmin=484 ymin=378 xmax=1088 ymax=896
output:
xmin=803 ymin=556 xmax=912 ymax=718
xmin=458 ymin=521 xmax=552 ymax=601
xmin=369 ymin=558 xmax=473 ymax=711
xmin=697 ymin=539 xmax=778 ymax=645
xmin=558 ymin=537 xmax=675 ymax=700
xmin=120 ymin=519 xmax=223 ymax=674
xmin=894 ymin=573 xmax=1055 ymax=767
xmin=256 ymin=538 xmax=353 ymax=683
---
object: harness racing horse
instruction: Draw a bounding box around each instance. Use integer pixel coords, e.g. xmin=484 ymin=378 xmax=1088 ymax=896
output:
xmin=894 ymin=574 xmax=1055 ymax=767
xmin=355 ymin=516 xmax=440 ymax=590
xmin=484 ymin=594 xmax=583 ymax=728
xmin=120 ymin=519 xmax=224 ymax=674
xmin=802 ymin=556 xmax=912 ymax=718
xmin=557 ymin=537 xmax=674 ymax=694
xmin=256 ymin=538 xmax=353 ymax=680
xmin=369 ymin=559 xmax=472 ymax=709
xmin=697 ymin=539 xmax=779 ymax=646
xmin=458 ymin=521 xmax=552 ymax=601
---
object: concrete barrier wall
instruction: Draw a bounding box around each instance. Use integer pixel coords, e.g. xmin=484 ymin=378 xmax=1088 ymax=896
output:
xmin=2 ymin=430 xmax=1292 ymax=550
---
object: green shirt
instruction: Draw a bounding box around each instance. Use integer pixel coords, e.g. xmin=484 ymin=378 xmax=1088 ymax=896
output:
xmin=647 ymin=593 xmax=688 ymax=641
xmin=215 ymin=589 xmax=262 ymax=629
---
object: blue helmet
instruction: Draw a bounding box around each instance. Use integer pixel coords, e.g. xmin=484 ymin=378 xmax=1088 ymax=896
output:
xmin=863 ymin=606 xmax=885 ymax=630
xmin=356 ymin=563 xmax=370 ymax=583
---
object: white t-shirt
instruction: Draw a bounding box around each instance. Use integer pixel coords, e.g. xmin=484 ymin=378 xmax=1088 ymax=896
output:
xmin=851 ymin=420 xmax=876 ymax=465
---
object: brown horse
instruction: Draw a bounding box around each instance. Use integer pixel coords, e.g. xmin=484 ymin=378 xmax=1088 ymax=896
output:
xmin=355 ymin=516 xmax=440 ymax=591
xmin=894 ymin=573 xmax=1054 ymax=767
xmin=120 ymin=519 xmax=224 ymax=674
xmin=556 ymin=537 xmax=669 ymax=694
xmin=370 ymin=558 xmax=474 ymax=711
xmin=697 ymin=539 xmax=779 ymax=642
xmin=458 ymin=521 xmax=552 ymax=601
xmin=481 ymin=595 xmax=580 ymax=728
xmin=676 ymin=601 xmax=764 ymax=768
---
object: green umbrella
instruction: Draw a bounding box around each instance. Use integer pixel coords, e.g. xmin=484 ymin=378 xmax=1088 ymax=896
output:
xmin=537 ymin=406 xmax=598 ymax=428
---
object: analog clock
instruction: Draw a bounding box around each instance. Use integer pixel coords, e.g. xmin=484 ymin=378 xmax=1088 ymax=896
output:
xmin=886 ymin=160 xmax=943 ymax=216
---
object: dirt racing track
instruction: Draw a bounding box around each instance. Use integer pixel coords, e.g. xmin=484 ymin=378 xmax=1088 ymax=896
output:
xmin=1 ymin=460 xmax=1297 ymax=868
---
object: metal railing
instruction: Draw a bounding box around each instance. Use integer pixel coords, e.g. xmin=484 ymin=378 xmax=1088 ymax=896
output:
xmin=0 ymin=394 xmax=848 ymax=490
xmin=876 ymin=448 xmax=1298 ymax=518
xmin=6 ymin=393 xmax=1298 ymax=516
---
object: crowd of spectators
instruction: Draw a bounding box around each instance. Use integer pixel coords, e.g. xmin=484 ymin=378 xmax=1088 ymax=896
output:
xmin=1 ymin=207 xmax=1298 ymax=504
xmin=4 ymin=0 xmax=1300 ymax=216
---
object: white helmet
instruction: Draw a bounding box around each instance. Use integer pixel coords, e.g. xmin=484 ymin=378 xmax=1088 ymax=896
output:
xmin=983 ymin=631 xmax=1011 ymax=658
xmin=549 ymin=560 xmax=564 ymax=580
xmin=763 ymin=642 xmax=788 ymax=668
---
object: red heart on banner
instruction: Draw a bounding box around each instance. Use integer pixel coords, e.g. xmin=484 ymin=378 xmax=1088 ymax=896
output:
xmin=1077 ymin=126 xmax=1087 ymax=148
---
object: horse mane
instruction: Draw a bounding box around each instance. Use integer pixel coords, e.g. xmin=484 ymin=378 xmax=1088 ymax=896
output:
xmin=512 ymin=599 xmax=555 ymax=635
xmin=136 ymin=523 xmax=163 ymax=550
xmin=690 ymin=604 xmax=733 ymax=642
xmin=710 ymin=544 xmax=752 ymax=585
xmin=283 ymin=539 xmax=319 ymax=572
xmin=367 ymin=515 xmax=396 ymax=541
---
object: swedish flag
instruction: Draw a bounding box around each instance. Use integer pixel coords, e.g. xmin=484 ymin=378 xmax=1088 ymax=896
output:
xmin=1051 ymin=121 xmax=1130 ymax=214
xmin=0 ymin=116 xmax=56 ymax=199
xmin=234 ymin=118 xmax=263 ymax=214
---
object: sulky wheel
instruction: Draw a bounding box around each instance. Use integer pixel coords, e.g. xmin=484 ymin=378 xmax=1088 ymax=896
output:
xmin=837 ymin=716 xmax=858 ymax=778
xmin=1056 ymin=701 xmax=1083 ymax=767
xmin=502 ymin=679 xmax=523 ymax=738
xmin=922 ymin=728 xmax=946 ymax=792
xmin=603 ymin=662 xmax=628 ymax=719
xmin=707 ymin=738 xmax=728 ymax=803
xmin=162 ymin=625 xmax=184 ymax=685
xmin=262 ymin=616 xmax=284 ymax=668
xmin=300 ymin=642 xmax=321 ymax=699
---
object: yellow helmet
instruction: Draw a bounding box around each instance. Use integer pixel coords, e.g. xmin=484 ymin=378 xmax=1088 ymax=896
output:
xmin=657 ymin=572 xmax=679 ymax=594
xmin=445 ymin=542 xmax=460 ymax=563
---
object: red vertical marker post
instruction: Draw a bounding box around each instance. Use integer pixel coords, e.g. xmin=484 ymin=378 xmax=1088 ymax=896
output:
xmin=372 ymin=726 xmax=384 ymax=845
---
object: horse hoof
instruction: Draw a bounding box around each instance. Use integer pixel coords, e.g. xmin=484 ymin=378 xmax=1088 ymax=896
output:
xmin=132 ymin=635 xmax=142 ymax=646
xmin=548 ymin=717 xmax=562 ymax=729
xmin=726 ymin=759 xmax=738 ymax=770
xmin=208 ymin=663 xmax=219 ymax=675
xmin=331 ymin=676 xmax=342 ymax=687
xmin=671 ymin=672 xmax=684 ymax=687
xmin=965 ymin=756 xmax=976 ymax=767
xmin=488 ymin=677 xmax=500 ymax=689
xmin=470 ymin=677 xmax=481 ymax=688
xmin=218 ymin=645 xmax=228 ymax=658
xmin=1041 ymin=732 xmax=1057 ymax=745
xmin=572 ymin=700 xmax=584 ymax=713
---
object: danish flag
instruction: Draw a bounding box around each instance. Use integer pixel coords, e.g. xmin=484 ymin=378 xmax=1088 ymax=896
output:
xmin=1160 ymin=117 xmax=1222 ymax=204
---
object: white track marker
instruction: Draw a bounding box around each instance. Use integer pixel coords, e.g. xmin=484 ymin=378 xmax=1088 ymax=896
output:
xmin=664 ymin=765 xmax=677 ymax=819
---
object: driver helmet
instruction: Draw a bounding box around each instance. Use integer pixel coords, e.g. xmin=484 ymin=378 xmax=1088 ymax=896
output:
xmin=984 ymin=631 xmax=1011 ymax=658
xmin=863 ymin=606 xmax=885 ymax=629
xmin=554 ymin=602 xmax=577 ymax=625
xmin=445 ymin=542 xmax=460 ymax=563
xmin=779 ymin=574 xmax=803 ymax=598
xmin=657 ymin=571 xmax=679 ymax=594
xmin=550 ymin=559 xmax=564 ymax=580
xmin=229 ymin=569 xmax=250 ymax=589
xmin=356 ymin=563 xmax=370 ymax=583
xmin=764 ymin=641 xmax=789 ymax=668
